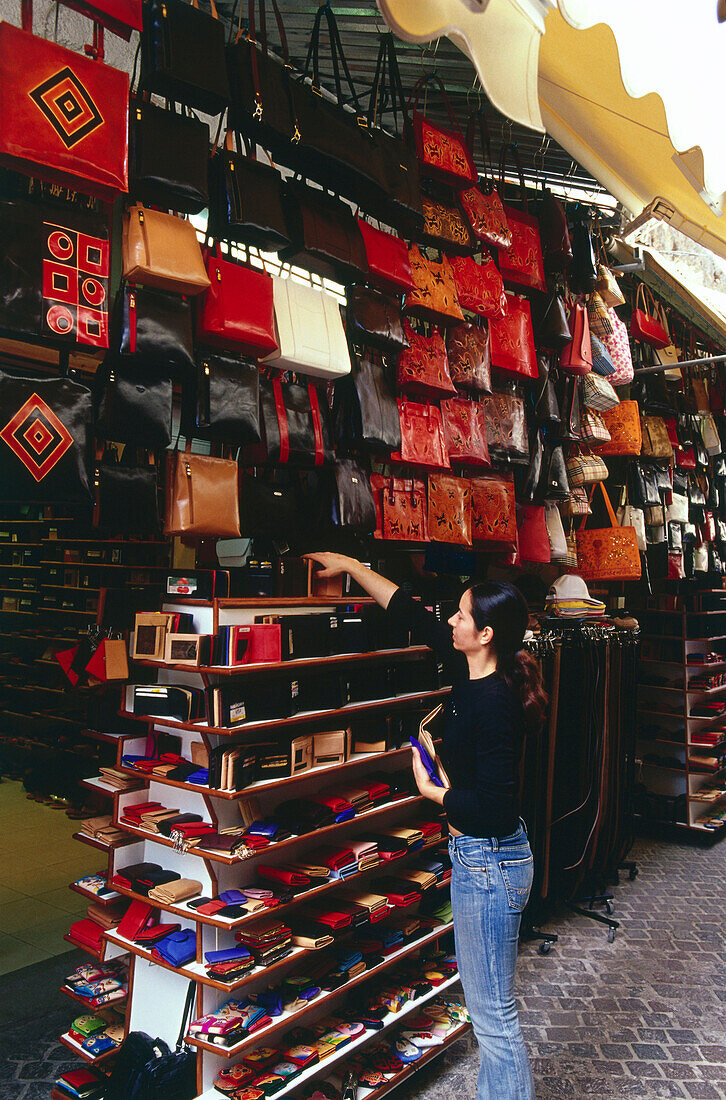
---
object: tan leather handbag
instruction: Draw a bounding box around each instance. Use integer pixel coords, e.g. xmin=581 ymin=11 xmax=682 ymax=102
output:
xmin=122 ymin=204 xmax=210 ymax=295
xmin=164 ymin=449 xmax=240 ymax=538
xmin=640 ymin=416 xmax=674 ymax=461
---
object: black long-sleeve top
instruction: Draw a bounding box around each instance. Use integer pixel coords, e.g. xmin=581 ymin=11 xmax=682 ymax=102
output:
xmin=388 ymin=587 xmax=524 ymax=839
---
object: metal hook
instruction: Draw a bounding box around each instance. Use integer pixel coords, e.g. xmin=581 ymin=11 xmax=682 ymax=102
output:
xmin=533 ymin=134 xmax=550 ymax=184
xmin=502 ymin=117 xmax=513 ymax=144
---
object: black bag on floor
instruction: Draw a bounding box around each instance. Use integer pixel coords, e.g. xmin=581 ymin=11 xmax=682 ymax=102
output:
xmin=107 ymin=980 xmax=197 ymax=1100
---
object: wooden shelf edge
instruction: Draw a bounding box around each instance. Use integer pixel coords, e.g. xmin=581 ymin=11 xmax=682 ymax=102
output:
xmin=134 ymin=645 xmax=432 ymax=677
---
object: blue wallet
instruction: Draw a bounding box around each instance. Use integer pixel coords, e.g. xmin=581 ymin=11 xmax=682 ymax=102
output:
xmin=152 ymin=928 xmax=196 ymax=967
xmin=205 ymin=946 xmax=251 ymax=965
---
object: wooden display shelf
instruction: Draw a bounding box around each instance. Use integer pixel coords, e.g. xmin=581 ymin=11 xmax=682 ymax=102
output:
xmin=73 ymin=831 xmax=137 ymax=854
xmin=172 ymin=597 xmax=376 ymax=609
xmin=60 ymin=984 xmax=127 ymax=1011
xmin=69 ymin=881 xmax=121 ymax=905
xmin=134 ymin=645 xmax=431 ymax=678
xmin=42 ymin=539 xmax=169 ymax=546
xmin=42 ymin=584 xmax=101 ymax=593
xmin=686 ymin=682 xmax=726 ymax=695
xmin=346 ymin=1022 xmax=470 ymax=1100
xmin=83 ymin=728 xmax=133 ymax=745
xmin=82 ymin=776 xmax=142 ymax=798
xmin=40 ymin=560 xmax=171 ymax=570
xmin=63 ymin=932 xmax=108 ymax=961
xmin=59 ymin=1031 xmax=119 ymax=1065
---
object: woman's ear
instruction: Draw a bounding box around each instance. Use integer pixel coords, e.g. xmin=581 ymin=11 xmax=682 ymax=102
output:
xmin=480 ymin=625 xmax=494 ymax=646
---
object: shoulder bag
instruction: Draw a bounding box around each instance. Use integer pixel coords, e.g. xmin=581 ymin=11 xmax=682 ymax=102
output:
xmin=374 ymin=475 xmax=429 ymax=542
xmin=396 ymin=323 xmax=456 ymax=400
xmin=197 ymin=249 xmax=276 ymax=357
xmin=208 ymin=132 xmax=291 ymax=253
xmin=332 ymin=351 xmax=400 ymax=453
xmin=164 ymin=446 xmax=241 ymax=538
xmin=458 ymin=110 xmax=511 ymax=250
xmin=409 ymin=73 xmax=477 ymax=189
xmin=590 ymin=332 xmax=617 ymax=377
xmin=449 ymin=254 xmax=506 ymax=319
xmin=254 ymin=376 xmax=333 ymax=467
xmin=96 ymin=361 xmax=172 ymax=449
xmin=356 ymin=218 xmax=413 ymax=293
xmin=110 ymin=980 xmax=197 ymax=1100
xmin=470 ymin=474 xmax=516 ymax=544
xmin=576 ymin=482 xmax=642 ymax=581
xmin=518 ymin=504 xmax=550 ymax=563
xmin=95 ymin=448 xmax=159 ymax=539
xmin=420 ymin=194 xmax=474 ymax=256
xmin=601 ymin=307 xmax=634 ymax=386
xmin=534 ymin=293 xmax=572 ymax=351
xmin=640 ymin=415 xmax=674 ymax=461
xmin=184 ymin=354 xmax=260 ymax=444
xmin=122 ymin=205 xmax=210 ymax=296
xmin=569 ymin=210 xmax=598 ymax=293
xmin=427 ymin=474 xmax=472 ymax=545
xmin=281 ymin=181 xmax=367 ymax=284
xmin=586 ymin=291 xmax=614 ymax=338
xmin=141 ymin=0 xmax=230 ymax=115
xmin=263 ymin=278 xmax=350 ymax=380
xmin=446 ymin=321 xmax=492 ymax=394
xmin=538 ymin=186 xmax=572 ymax=272
xmin=631 ymin=284 xmax=670 ymax=349
xmin=130 ymin=98 xmax=209 ymax=215
xmin=333 ymin=458 xmax=376 ymax=532
xmin=480 ymin=392 xmax=529 ymax=464
xmin=440 ymin=397 xmax=491 ymax=466
xmin=559 ymin=298 xmax=593 ymax=375
xmin=489 ymin=294 xmax=538 ymax=379
xmin=390 ymin=400 xmax=450 ymax=469
xmin=115 ymin=283 xmax=194 ymax=373
xmin=405 ymin=245 xmax=464 ymax=325
xmin=346 ymin=286 xmax=407 ymax=353
xmin=596 ymin=400 xmax=643 ymax=456
xmin=496 ymin=145 xmax=546 ymax=292
xmin=532 ymin=354 xmax=561 ymax=426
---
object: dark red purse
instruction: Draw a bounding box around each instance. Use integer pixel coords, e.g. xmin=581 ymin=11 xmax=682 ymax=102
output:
xmin=356 ymin=218 xmax=413 ymax=293
xmin=198 ymin=248 xmax=276 ymax=356
xmin=631 ymin=284 xmax=670 ymax=349
xmin=489 ymin=294 xmax=538 ymax=379
xmin=390 ymin=400 xmax=450 ymax=469
xmin=517 ymin=504 xmax=550 ymax=563
xmin=496 ymin=145 xmax=546 ymax=292
xmin=371 ymin=474 xmax=429 ymax=542
xmin=408 ymin=73 xmax=477 ymax=190
xmin=58 ymin=0 xmax=142 ymax=38
xmin=397 ymin=322 xmax=457 ymax=400
xmin=446 ymin=322 xmax=492 ymax=394
xmin=559 ymin=298 xmax=593 ymax=375
xmin=458 ymin=110 xmax=512 ymax=251
xmin=449 ymin=254 xmax=506 ymax=319
xmin=440 ymin=398 xmax=491 ymax=466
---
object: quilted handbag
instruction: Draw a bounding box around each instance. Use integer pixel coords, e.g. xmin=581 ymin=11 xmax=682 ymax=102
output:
xmin=480 ymin=393 xmax=528 ymax=464
xmin=141 ymin=0 xmax=230 ymax=115
xmin=356 ymin=219 xmax=413 ymax=293
xmin=596 ymin=401 xmax=643 ymax=456
xmin=449 ymin=255 xmax=506 ymax=319
xmin=458 ymin=110 xmax=511 ymax=250
xmin=631 ymin=284 xmax=670 ymax=349
xmin=580 ymin=409 xmax=611 ymax=446
xmin=208 ymin=132 xmax=291 ymax=252
xmin=496 ymin=145 xmax=546 ymax=292
xmin=263 ymin=278 xmax=351 ymax=380
xmin=409 ymin=73 xmax=477 ymax=189
xmin=281 ymin=181 xmax=367 ymax=284
xmin=489 ymin=295 xmax=538 ymax=379
xmin=374 ymin=475 xmax=429 ymax=542
xmin=518 ymin=504 xmax=550 ymax=563
xmin=397 ymin=323 xmax=456 ymax=399
xmin=470 ymin=475 xmax=516 ymax=544
xmin=0 ymin=20 xmax=129 ymax=199
xmin=559 ymin=299 xmax=593 ymax=375
xmin=420 ymin=196 xmax=473 ymax=255
xmin=122 ymin=205 xmax=210 ymax=296
xmin=346 ymin=286 xmax=407 ymax=353
xmin=582 ymin=373 xmax=620 ymax=412
xmin=565 ymin=451 xmax=608 ymax=487
xmin=590 ymin=333 xmax=617 ymax=377
xmin=440 ymin=398 xmax=491 ymax=466
xmin=576 ymin=482 xmax=642 ymax=581
xmin=390 ymin=400 xmax=450 ymax=469
xmin=198 ymin=249 xmax=276 ymax=356
xmin=601 ymin=307 xmax=634 ymax=386
xmin=640 ymin=416 xmax=674 ymax=461
xmin=427 ymin=474 xmax=472 ymax=545
xmin=445 ymin=322 xmax=492 ymax=394
xmin=405 ymin=245 xmax=464 ymax=325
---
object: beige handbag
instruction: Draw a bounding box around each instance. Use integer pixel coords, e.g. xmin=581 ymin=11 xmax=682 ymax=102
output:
xmin=122 ymin=203 xmax=210 ymax=295
xmin=594 ymin=227 xmax=625 ymax=307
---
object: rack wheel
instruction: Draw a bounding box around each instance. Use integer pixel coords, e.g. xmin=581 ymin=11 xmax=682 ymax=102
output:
xmin=607 ymin=928 xmax=616 ymax=943
xmin=538 ymin=941 xmax=551 ymax=956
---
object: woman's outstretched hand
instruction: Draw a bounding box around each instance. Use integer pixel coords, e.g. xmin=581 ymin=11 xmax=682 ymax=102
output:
xmin=411 ymin=746 xmax=447 ymax=806
xmin=303 ymin=554 xmax=398 ymax=610
xmin=303 ymin=552 xmax=358 ymax=579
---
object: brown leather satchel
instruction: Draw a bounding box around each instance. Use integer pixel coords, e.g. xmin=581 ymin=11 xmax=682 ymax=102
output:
xmin=122 ymin=204 xmax=210 ymax=295
xmin=640 ymin=415 xmax=674 ymax=461
xmin=446 ymin=322 xmax=492 ymax=393
xmin=427 ymin=474 xmax=472 ymax=545
xmin=480 ymin=393 xmax=528 ymax=463
xmin=405 ymin=244 xmax=464 ymax=325
xmin=164 ymin=448 xmax=241 ymax=538
xmin=469 ymin=475 xmax=516 ymax=544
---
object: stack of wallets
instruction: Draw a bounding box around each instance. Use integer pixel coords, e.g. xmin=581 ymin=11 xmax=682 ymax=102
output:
xmin=112 ymin=861 xmax=181 ymax=896
xmin=79 ymin=816 xmax=126 ymax=845
xmin=213 ymin=622 xmax=281 ymax=666
xmin=188 ymin=999 xmax=272 ymax=1047
xmin=204 ymin=945 xmax=255 ymax=982
xmin=316 ymin=846 xmax=358 ymax=879
xmin=98 ymin=768 xmax=143 ymax=792
xmin=131 ymin=611 xmax=195 ymax=660
xmin=348 ymin=839 xmax=380 ymax=871
xmin=166 ymin=569 xmax=230 ymax=600
xmin=235 ymin=919 xmax=293 ymax=965
xmin=208 ymin=743 xmax=259 ymax=790
xmin=205 ymin=679 xmax=299 ymax=728
xmin=256 ymin=613 xmax=334 ymax=660
xmin=131 ymin=683 xmax=206 ymax=723
xmin=85 ymin=899 xmax=127 ymax=930
xmin=55 ymin=1068 xmax=106 ymax=1099
xmin=64 ymin=962 xmax=128 ymax=1009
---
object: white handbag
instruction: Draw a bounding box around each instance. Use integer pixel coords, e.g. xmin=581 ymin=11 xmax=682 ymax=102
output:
xmin=545 ymin=502 xmax=568 ymax=559
xmin=667 ymin=493 xmax=689 ymax=524
xmin=694 ymin=542 xmax=709 ymax=572
xmin=700 ymin=414 xmax=722 ymax=456
xmin=263 ymin=277 xmax=351 ymax=380
xmin=617 ymin=503 xmax=647 ymax=552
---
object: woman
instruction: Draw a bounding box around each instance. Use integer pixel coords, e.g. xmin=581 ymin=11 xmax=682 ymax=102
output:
xmin=305 ymin=553 xmax=546 ymax=1100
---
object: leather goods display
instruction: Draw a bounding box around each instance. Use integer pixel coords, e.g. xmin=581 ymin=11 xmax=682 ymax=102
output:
xmin=346 ymin=285 xmax=407 ymax=353
xmin=96 ymin=363 xmax=172 ymax=449
xmin=640 ymin=415 xmax=674 ymax=461
xmin=356 ymin=218 xmax=413 ymax=293
xmin=427 ymin=474 xmax=471 ymax=544
xmin=396 ymin=323 xmax=456 ymax=399
xmin=141 ymin=0 xmax=230 ymax=115
xmin=517 ymin=504 xmax=550 ymax=563
xmin=208 ymin=134 xmax=291 ymax=253
xmin=420 ymin=195 xmax=473 ymax=255
xmin=122 ymin=205 xmax=210 ymax=296
xmin=469 ymin=474 xmax=516 ymax=544
xmin=576 ymin=482 xmax=642 ymax=581
xmin=164 ymin=449 xmax=241 ymax=538
xmin=539 ymin=186 xmax=572 ymax=272
xmin=0 ymin=369 xmax=91 ymax=502
xmin=559 ymin=299 xmax=593 ymax=375
xmin=496 ymin=145 xmax=546 ymax=292
xmin=631 ymin=284 xmax=670 ymax=348
xmin=116 ymin=283 xmax=194 ymax=373
xmin=0 ymin=22 xmax=128 ymax=199
xmin=390 ymin=400 xmax=449 ymax=470
xmin=263 ymin=277 xmax=350 ymax=380
xmin=445 ymin=321 xmax=492 ymax=394
xmin=601 ymin=307 xmax=634 ymax=386
xmin=596 ymin=401 xmax=643 ymax=457
xmin=371 ymin=474 xmax=428 ymax=542
xmin=480 ymin=392 xmax=528 ymax=464
xmin=409 ymin=73 xmax=477 ymax=189
xmin=256 ymin=376 xmax=333 ymax=467
xmin=489 ymin=294 xmax=538 ymax=379
xmin=405 ymin=245 xmax=464 ymax=325
xmin=448 ymin=254 xmax=506 ymax=319
xmin=129 ymin=99 xmax=209 ymax=215
xmin=333 ymin=458 xmax=376 ymax=532
xmin=198 ymin=250 xmax=276 ymax=357
xmin=440 ymin=397 xmax=490 ymax=466
xmin=281 ymin=182 xmax=367 ymax=284
xmin=458 ymin=109 xmax=511 ymax=250
xmin=184 ymin=354 xmax=260 ymax=444
xmin=332 ymin=352 xmax=401 ymax=453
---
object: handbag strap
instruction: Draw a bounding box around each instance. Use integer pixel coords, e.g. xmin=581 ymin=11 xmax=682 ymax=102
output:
xmin=303 ymin=1 xmax=364 ymax=119
xmin=498 ymin=143 xmax=528 ymax=212
xmin=271 ymin=376 xmax=290 ymax=464
xmin=308 ymin=384 xmax=325 ymax=467
xmin=176 ymin=979 xmax=197 ymax=1051
xmin=246 ymin=0 xmax=289 ymax=60
xmin=368 ymin=33 xmax=410 ymax=135
xmin=465 ymin=108 xmax=494 ymax=190
xmin=580 ymin=480 xmax=620 ymax=531
xmin=407 ymin=72 xmax=464 ymax=137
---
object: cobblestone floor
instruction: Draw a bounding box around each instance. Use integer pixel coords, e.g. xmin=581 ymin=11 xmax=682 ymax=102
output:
xmin=1 ymin=833 xmax=724 ymax=1099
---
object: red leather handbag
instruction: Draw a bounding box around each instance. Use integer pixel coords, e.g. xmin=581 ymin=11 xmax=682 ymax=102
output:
xmin=198 ymin=248 xmax=276 ymax=356
xmin=356 ymin=218 xmax=413 ymax=293
xmin=0 ymin=21 xmax=129 ymax=199
xmin=489 ymin=294 xmax=538 ymax=379
xmin=409 ymin=73 xmax=477 ymax=189
xmin=390 ymin=400 xmax=450 ymax=470
xmin=446 ymin=322 xmax=492 ymax=394
xmin=427 ymin=474 xmax=472 ymax=545
xmin=58 ymin=0 xmax=142 ymax=38
xmin=372 ymin=475 xmax=429 ymax=542
xmin=631 ymin=284 xmax=670 ymax=349
xmin=449 ymin=255 xmax=506 ymax=319
xmin=517 ymin=504 xmax=550 ymax=563
xmin=458 ymin=110 xmax=512 ymax=251
xmin=496 ymin=145 xmax=546 ymax=292
xmin=396 ymin=323 xmax=457 ymax=400
xmin=440 ymin=398 xmax=491 ymax=466
xmin=560 ymin=299 xmax=593 ymax=375
xmin=470 ymin=475 xmax=516 ymax=544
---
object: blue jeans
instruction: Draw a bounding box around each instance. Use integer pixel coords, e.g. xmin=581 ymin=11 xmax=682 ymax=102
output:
xmin=449 ymin=824 xmax=535 ymax=1100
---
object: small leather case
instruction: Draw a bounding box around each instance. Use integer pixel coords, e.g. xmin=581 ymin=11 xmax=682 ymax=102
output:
xmin=135 ymin=922 xmax=181 ymax=945
xmin=117 ymin=901 xmax=155 ymax=940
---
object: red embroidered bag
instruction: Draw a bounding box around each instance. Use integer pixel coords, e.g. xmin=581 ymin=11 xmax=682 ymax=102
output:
xmin=458 ymin=111 xmax=512 ymax=251
xmin=408 ymin=73 xmax=476 ymax=189
xmin=396 ymin=323 xmax=457 ymax=400
xmin=449 ymin=254 xmax=506 ymax=319
xmin=428 ymin=474 xmax=472 ymax=545
xmin=496 ymin=145 xmax=546 ymax=292
xmin=446 ymin=322 xmax=492 ymax=394
xmin=631 ymin=284 xmax=670 ymax=349
xmin=390 ymin=400 xmax=450 ymax=470
xmin=489 ymin=294 xmax=538 ymax=379
xmin=440 ymin=398 xmax=491 ymax=466
xmin=470 ymin=475 xmax=516 ymax=544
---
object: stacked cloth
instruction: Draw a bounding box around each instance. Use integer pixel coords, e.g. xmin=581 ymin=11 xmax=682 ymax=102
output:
xmin=546 ymin=575 xmax=606 ymax=619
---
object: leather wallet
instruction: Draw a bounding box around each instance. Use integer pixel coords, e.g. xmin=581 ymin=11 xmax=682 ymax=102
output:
xmin=257 ymin=866 xmax=310 ymax=888
xmin=205 ymin=946 xmax=252 ymax=965
xmin=135 ymin=922 xmax=181 ymax=945
xmin=148 ymin=879 xmax=202 ymax=905
xmin=117 ymin=901 xmax=155 ymax=940
xmin=151 ymin=928 xmax=197 ymax=967
xmin=292 ymin=922 xmax=335 ymax=950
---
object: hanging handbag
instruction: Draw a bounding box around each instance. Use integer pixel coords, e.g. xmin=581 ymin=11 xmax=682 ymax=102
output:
xmin=595 ymin=401 xmax=643 ymax=456
xmin=539 ymin=186 xmax=572 ymax=272
xmin=129 ymin=98 xmax=209 ymax=215
xmin=96 ymin=362 xmax=172 ymax=449
xmin=489 ymin=294 xmax=538 ymax=379
xmin=57 ymin=0 xmax=142 ymax=38
xmin=333 ymin=459 xmax=376 ymax=533
xmin=106 ymin=981 xmax=197 ymax=1100
xmin=557 ymin=374 xmax=583 ymax=442
xmin=565 ymin=451 xmax=608 ymax=487
xmin=238 ymin=469 xmax=297 ymax=539
xmin=458 ymin=110 xmax=511 ymax=250
xmin=523 ymin=429 xmax=545 ymax=503
xmin=263 ymin=277 xmax=350 ymax=380
xmin=346 ymin=286 xmax=407 ymax=353
xmin=470 ymin=474 xmax=516 ymax=544
xmin=95 ymin=449 xmax=159 ymax=538
xmin=640 ymin=416 xmax=674 ymax=461
xmin=601 ymin=307 xmax=635 ymax=386
xmin=255 ymin=376 xmax=333 ymax=467
xmin=396 ymin=323 xmax=456 ymax=399
xmin=534 ymin=293 xmax=572 ymax=351
xmin=480 ymin=392 xmax=529 ymax=464
xmin=617 ymin=493 xmax=647 ymax=553
xmin=496 ymin=145 xmax=546 ymax=292
xmin=446 ymin=322 xmax=492 ymax=394
xmin=141 ymin=0 xmax=230 ymax=115
xmin=208 ymin=133 xmax=291 ymax=252
xmin=184 ymin=355 xmax=260 ymax=444
xmin=0 ymin=368 xmax=92 ymax=502
xmin=440 ymin=397 xmax=491 ymax=466
xmin=593 ymin=226 xmax=624 ymax=306
xmin=197 ymin=249 xmax=276 ymax=357
xmin=405 ymin=245 xmax=464 ymax=325
xmin=420 ymin=194 xmax=473 ymax=255
xmin=390 ymin=400 xmax=450 ymax=470
xmin=667 ymin=493 xmax=690 ymax=524
xmin=580 ymin=408 xmax=611 ymax=445
xmin=281 ymin=181 xmax=368 ymax=284
xmin=533 ymin=355 xmax=561 ymax=426
xmin=700 ymin=413 xmax=722 ymax=456
xmin=631 ymin=284 xmax=670 ymax=348
xmin=427 ymin=474 xmax=471 ymax=545
xmin=545 ymin=501 xmax=568 ymax=559
xmin=576 ymin=482 xmax=642 ymax=581
xmin=356 ymin=218 xmax=413 ymax=293
xmin=115 ymin=283 xmax=194 ymax=373
xmin=374 ymin=475 xmax=429 ymax=542
xmin=0 ymin=20 xmax=128 ymax=199
xmin=409 ymin=73 xmax=477 ymax=189
xmin=332 ymin=351 xmax=400 ymax=453
xmin=122 ymin=205 xmax=210 ymax=296
xmin=448 ymin=254 xmax=507 ymax=319
xmin=559 ymin=298 xmax=593 ymax=375
xmin=543 ymin=443 xmax=570 ymax=502
xmin=582 ymin=373 xmax=619 ymax=412
xmin=518 ymin=504 xmax=550 ymax=564
xmin=569 ymin=210 xmax=598 ymax=294
xmin=586 ymin=291 xmax=614 ymax=339
xmin=562 ymin=486 xmax=592 ymax=517
xmin=590 ymin=333 xmax=617 ymax=378
xmin=164 ymin=447 xmax=240 ymax=538
xmin=684 ymin=368 xmax=710 ymax=415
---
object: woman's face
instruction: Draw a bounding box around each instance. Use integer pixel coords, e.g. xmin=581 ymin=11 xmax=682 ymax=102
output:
xmin=448 ymin=589 xmax=490 ymax=654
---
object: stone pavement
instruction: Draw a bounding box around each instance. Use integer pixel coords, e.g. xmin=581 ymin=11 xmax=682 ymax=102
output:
xmin=1 ymin=833 xmax=724 ymax=1099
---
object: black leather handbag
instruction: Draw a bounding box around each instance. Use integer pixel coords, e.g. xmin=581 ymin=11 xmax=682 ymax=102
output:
xmin=281 ymin=181 xmax=368 ymax=283
xmin=346 ymin=286 xmax=407 ymax=353
xmin=129 ymin=98 xmax=210 ymax=215
xmin=96 ymin=361 xmax=172 ymax=449
xmin=532 ymin=354 xmax=561 ymax=426
xmin=141 ymin=0 xmax=230 ymax=115
xmin=239 ymin=469 xmax=297 ymax=538
xmin=0 ymin=368 xmax=92 ymax=501
xmin=95 ymin=450 xmax=160 ymax=538
xmin=208 ymin=133 xmax=291 ymax=252
xmin=114 ymin=284 xmax=194 ymax=374
xmin=333 ymin=458 xmax=376 ymax=532
xmin=254 ymin=377 xmax=334 ymax=467
xmin=534 ymin=293 xmax=572 ymax=351
xmin=106 ymin=980 xmax=197 ymax=1100
xmin=333 ymin=351 xmax=401 ymax=453
xmin=184 ymin=353 xmax=260 ymax=444
xmin=569 ymin=209 xmax=598 ymax=294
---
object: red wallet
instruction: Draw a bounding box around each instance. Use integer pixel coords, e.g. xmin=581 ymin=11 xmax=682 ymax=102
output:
xmin=117 ymin=901 xmax=155 ymax=940
xmin=135 ymin=922 xmax=181 ymax=944
xmin=257 ymin=866 xmax=309 ymax=887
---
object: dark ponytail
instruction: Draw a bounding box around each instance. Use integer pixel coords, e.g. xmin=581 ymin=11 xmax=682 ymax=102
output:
xmin=468 ymin=581 xmax=548 ymax=733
